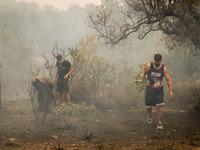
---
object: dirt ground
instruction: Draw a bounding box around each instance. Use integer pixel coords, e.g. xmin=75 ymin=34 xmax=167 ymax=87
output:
xmin=0 ymin=101 xmax=200 ymax=150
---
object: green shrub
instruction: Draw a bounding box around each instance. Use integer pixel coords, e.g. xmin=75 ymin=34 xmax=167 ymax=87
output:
xmin=166 ymin=78 xmax=200 ymax=110
xmin=6 ymin=101 xmax=33 ymax=115
xmin=52 ymin=102 xmax=97 ymax=116
xmin=134 ymin=62 xmax=148 ymax=93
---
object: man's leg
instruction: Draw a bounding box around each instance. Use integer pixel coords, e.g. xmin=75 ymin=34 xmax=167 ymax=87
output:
xmin=59 ymin=92 xmax=64 ymax=103
xmin=145 ymin=88 xmax=153 ymax=123
xmin=146 ymin=106 xmax=153 ymax=123
xmin=147 ymin=107 xmax=152 ymax=116
xmin=63 ymin=79 xmax=71 ymax=103
xmin=66 ymin=92 xmax=71 ymax=103
xmin=156 ymin=105 xmax=162 ymax=124
xmin=53 ymin=90 xmax=57 ymax=105
xmin=156 ymin=105 xmax=163 ymax=129
xmin=57 ymin=78 xmax=65 ymax=103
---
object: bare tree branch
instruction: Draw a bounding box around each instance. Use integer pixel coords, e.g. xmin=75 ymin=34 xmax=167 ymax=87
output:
xmin=87 ymin=0 xmax=200 ymax=48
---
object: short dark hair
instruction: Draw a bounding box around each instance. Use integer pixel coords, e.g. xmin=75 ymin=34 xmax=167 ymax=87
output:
xmin=154 ymin=54 xmax=162 ymax=62
xmin=56 ymin=54 xmax=62 ymax=60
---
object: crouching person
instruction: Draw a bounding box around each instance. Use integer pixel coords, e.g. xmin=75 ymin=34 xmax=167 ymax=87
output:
xmin=32 ymin=76 xmax=57 ymax=112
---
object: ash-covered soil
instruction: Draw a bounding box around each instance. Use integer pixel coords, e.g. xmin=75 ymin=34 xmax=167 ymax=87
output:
xmin=0 ymin=101 xmax=200 ymax=150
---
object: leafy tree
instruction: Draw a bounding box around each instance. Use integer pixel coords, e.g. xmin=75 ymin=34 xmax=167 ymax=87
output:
xmin=159 ymin=35 xmax=200 ymax=78
xmin=0 ymin=0 xmax=41 ymax=97
xmin=88 ymin=0 xmax=200 ymax=48
xmin=44 ymin=35 xmax=116 ymax=103
xmin=68 ymin=35 xmax=116 ymax=102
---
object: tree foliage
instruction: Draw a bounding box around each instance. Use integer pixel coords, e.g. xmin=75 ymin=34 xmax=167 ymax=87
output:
xmin=157 ymin=35 xmax=200 ymax=78
xmin=88 ymin=0 xmax=200 ymax=48
xmin=43 ymin=35 xmax=116 ymax=103
xmin=0 ymin=0 xmax=94 ymax=98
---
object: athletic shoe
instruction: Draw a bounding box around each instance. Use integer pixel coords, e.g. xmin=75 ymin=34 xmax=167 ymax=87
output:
xmin=157 ymin=123 xmax=163 ymax=130
xmin=147 ymin=116 xmax=152 ymax=123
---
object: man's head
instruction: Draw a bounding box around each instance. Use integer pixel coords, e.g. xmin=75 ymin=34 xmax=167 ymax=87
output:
xmin=153 ymin=54 xmax=162 ymax=68
xmin=154 ymin=54 xmax=162 ymax=63
xmin=56 ymin=54 xmax=63 ymax=63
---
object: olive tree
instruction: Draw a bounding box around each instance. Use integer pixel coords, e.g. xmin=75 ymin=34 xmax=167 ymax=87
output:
xmin=88 ymin=0 xmax=200 ymax=49
xmin=43 ymin=35 xmax=116 ymax=103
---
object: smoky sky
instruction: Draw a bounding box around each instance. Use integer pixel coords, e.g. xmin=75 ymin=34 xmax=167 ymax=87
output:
xmin=16 ymin=0 xmax=102 ymax=10
xmin=0 ymin=0 xmax=159 ymax=100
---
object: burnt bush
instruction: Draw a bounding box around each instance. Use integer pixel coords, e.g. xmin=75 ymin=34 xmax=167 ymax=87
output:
xmin=42 ymin=35 xmax=139 ymax=109
xmin=166 ymin=77 xmax=200 ymax=110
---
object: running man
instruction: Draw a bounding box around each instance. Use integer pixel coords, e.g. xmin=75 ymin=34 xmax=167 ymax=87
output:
xmin=140 ymin=54 xmax=173 ymax=130
xmin=54 ymin=54 xmax=74 ymax=104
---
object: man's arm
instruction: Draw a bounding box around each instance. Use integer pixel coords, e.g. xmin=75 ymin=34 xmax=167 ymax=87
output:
xmin=54 ymin=70 xmax=58 ymax=82
xmin=68 ymin=67 xmax=74 ymax=76
xmin=64 ymin=67 xmax=74 ymax=79
xmin=55 ymin=61 xmax=58 ymax=82
xmin=164 ymin=66 xmax=173 ymax=99
xmin=140 ymin=63 xmax=151 ymax=78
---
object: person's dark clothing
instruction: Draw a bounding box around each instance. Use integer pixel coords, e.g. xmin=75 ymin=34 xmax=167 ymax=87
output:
xmin=57 ymin=78 xmax=69 ymax=93
xmin=32 ymin=76 xmax=54 ymax=112
xmin=145 ymin=62 xmax=165 ymax=107
xmin=56 ymin=60 xmax=71 ymax=93
xmin=145 ymin=88 xmax=164 ymax=107
xmin=147 ymin=62 xmax=164 ymax=89
xmin=56 ymin=60 xmax=71 ymax=79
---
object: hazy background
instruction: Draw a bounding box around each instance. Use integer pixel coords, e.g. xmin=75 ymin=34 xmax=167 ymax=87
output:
xmin=0 ymin=0 xmax=159 ymax=100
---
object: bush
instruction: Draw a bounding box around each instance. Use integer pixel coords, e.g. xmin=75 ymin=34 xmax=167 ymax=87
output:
xmin=52 ymin=102 xmax=97 ymax=116
xmin=134 ymin=61 xmax=147 ymax=93
xmin=6 ymin=100 xmax=33 ymax=115
xmin=165 ymin=77 xmax=200 ymax=110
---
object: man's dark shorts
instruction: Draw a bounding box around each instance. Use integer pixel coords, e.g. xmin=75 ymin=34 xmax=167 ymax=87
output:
xmin=57 ymin=78 xmax=69 ymax=93
xmin=145 ymin=87 xmax=164 ymax=108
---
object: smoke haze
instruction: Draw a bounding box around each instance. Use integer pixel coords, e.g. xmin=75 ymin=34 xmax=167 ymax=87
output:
xmin=0 ymin=0 xmax=159 ymax=100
